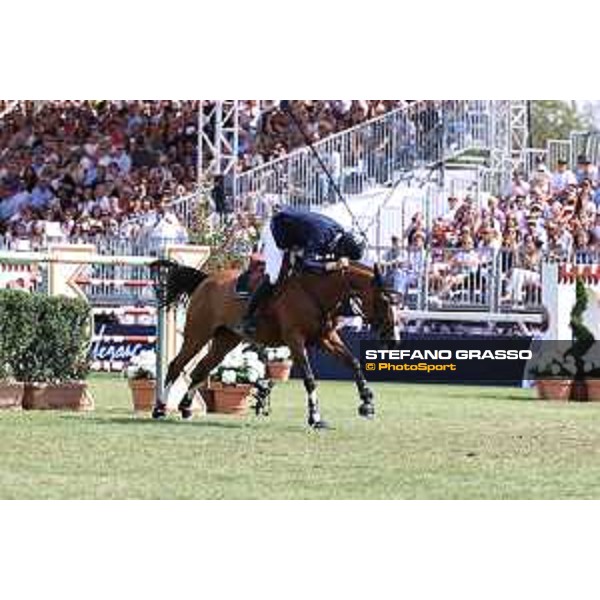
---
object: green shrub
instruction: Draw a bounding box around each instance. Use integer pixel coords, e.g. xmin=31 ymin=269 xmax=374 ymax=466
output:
xmin=0 ymin=290 xmax=37 ymax=380
xmin=0 ymin=291 xmax=91 ymax=383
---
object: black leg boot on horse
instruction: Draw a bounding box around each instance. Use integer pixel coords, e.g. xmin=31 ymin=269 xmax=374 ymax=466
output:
xmin=240 ymin=277 xmax=274 ymax=337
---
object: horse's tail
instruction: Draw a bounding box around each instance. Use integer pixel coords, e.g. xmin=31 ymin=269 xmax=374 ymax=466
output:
xmin=150 ymin=259 xmax=209 ymax=310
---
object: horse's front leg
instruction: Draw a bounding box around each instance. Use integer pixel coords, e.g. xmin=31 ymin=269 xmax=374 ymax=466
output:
xmin=320 ymin=331 xmax=375 ymax=419
xmin=287 ymin=339 xmax=329 ymax=429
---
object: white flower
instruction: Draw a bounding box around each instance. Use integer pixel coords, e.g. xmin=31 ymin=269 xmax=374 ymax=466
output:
xmin=126 ymin=350 xmax=157 ymax=379
xmin=222 ymin=351 xmax=244 ymax=369
xmin=550 ymin=363 xmax=560 ymax=375
xmin=277 ymin=347 xmax=291 ymax=361
xmin=221 ymin=369 xmax=237 ymax=385
xmin=136 ymin=350 xmax=156 ymax=367
xmin=252 ymin=360 xmax=266 ymax=379
xmin=266 ymin=346 xmax=291 ymax=362
xmin=246 ymin=367 xmax=260 ymax=383
xmin=244 ymin=351 xmax=259 ymax=364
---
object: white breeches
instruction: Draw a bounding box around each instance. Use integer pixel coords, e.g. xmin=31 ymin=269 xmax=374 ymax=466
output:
xmin=261 ymin=223 xmax=285 ymax=284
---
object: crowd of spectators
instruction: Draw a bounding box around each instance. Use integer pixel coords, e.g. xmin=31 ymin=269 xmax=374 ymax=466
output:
xmin=237 ymin=100 xmax=411 ymax=171
xmin=382 ymin=155 xmax=600 ymax=310
xmin=0 ymin=101 xmax=201 ymax=247
xmin=0 ymin=100 xmax=407 ymax=247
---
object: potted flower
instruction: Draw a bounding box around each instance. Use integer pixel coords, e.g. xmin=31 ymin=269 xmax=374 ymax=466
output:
xmin=207 ymin=345 xmax=267 ymax=415
xmin=265 ymin=346 xmax=293 ymax=381
xmin=126 ymin=350 xmax=156 ymax=413
xmin=530 ymin=348 xmax=577 ymax=400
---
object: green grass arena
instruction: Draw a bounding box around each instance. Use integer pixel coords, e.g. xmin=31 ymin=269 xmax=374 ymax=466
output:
xmin=2 ymin=376 xmax=600 ymax=499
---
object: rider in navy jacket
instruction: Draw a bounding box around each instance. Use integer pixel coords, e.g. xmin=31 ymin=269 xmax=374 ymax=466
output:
xmin=241 ymin=206 xmax=365 ymax=335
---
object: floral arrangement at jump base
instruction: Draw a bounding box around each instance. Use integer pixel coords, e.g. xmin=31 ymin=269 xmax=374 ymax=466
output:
xmin=210 ymin=346 xmax=266 ymax=386
xmin=207 ymin=345 xmax=270 ymax=415
xmin=126 ymin=350 xmax=157 ymax=380
xmin=265 ymin=346 xmax=293 ymax=381
xmin=126 ymin=350 xmax=156 ymax=412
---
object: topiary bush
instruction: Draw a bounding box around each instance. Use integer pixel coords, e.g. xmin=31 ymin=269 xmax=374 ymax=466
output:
xmin=0 ymin=291 xmax=91 ymax=383
xmin=567 ymin=277 xmax=595 ymax=381
xmin=0 ymin=290 xmax=37 ymax=380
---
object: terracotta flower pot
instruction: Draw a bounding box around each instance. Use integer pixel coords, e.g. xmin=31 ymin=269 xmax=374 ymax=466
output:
xmin=535 ymin=379 xmax=573 ymax=401
xmin=586 ymin=379 xmax=600 ymax=402
xmin=0 ymin=381 xmax=24 ymax=410
xmin=209 ymin=381 xmax=252 ymax=415
xmin=22 ymin=382 xmax=93 ymax=411
xmin=267 ymin=361 xmax=292 ymax=382
xmin=570 ymin=379 xmax=588 ymax=402
xmin=128 ymin=379 xmax=156 ymax=413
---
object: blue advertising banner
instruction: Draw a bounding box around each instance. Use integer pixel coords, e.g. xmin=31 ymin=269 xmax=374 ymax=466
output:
xmin=90 ymin=322 xmax=155 ymax=367
xmin=359 ymin=339 xmax=534 ymax=383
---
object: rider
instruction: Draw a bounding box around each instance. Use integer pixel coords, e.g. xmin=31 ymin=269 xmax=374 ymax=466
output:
xmin=241 ymin=206 xmax=366 ymax=335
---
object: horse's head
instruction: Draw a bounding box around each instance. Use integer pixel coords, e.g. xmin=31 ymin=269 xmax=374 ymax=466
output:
xmin=372 ymin=263 xmax=401 ymax=342
xmin=349 ymin=263 xmax=399 ymax=342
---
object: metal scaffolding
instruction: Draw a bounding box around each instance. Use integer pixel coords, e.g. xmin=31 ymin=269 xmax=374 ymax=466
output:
xmin=510 ymin=100 xmax=529 ymax=157
xmin=198 ymin=101 xmax=239 ymax=179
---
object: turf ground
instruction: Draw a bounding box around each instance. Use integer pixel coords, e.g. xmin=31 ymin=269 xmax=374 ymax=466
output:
xmin=2 ymin=376 xmax=600 ymax=499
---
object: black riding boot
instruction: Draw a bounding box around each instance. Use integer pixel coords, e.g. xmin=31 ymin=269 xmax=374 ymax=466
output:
xmin=241 ymin=278 xmax=273 ymax=336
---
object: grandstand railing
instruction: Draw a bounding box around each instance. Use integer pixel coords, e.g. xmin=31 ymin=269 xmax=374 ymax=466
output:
xmin=515 ymin=131 xmax=600 ymax=180
xmin=168 ymin=100 xmax=513 ymax=225
xmin=570 ymin=131 xmax=600 ymax=167
xmin=167 ymin=191 xmax=200 ymax=228
xmin=233 ymin=100 xmax=506 ymax=210
xmin=6 ymin=236 xmax=600 ymax=320
xmin=0 ymin=236 xmax=174 ymax=306
xmin=377 ymin=246 xmax=553 ymax=317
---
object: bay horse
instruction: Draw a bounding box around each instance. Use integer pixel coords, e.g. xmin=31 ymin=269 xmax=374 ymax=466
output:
xmin=151 ymin=259 xmax=398 ymax=428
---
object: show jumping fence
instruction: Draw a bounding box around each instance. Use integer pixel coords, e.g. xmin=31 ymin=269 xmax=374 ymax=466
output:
xmin=0 ymin=243 xmax=210 ymax=406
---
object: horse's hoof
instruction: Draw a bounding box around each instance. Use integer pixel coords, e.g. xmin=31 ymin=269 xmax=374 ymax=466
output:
xmin=152 ymin=405 xmax=167 ymax=420
xmin=358 ymin=403 xmax=375 ymax=419
xmin=180 ymin=408 xmax=193 ymax=421
xmin=309 ymin=419 xmax=332 ymax=430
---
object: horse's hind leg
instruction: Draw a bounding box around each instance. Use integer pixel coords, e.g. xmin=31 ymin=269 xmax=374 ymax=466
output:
xmin=320 ymin=330 xmax=375 ymax=419
xmin=152 ymin=336 xmax=204 ymax=419
xmin=284 ymin=335 xmax=329 ymax=429
xmin=178 ymin=328 xmax=241 ymax=418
